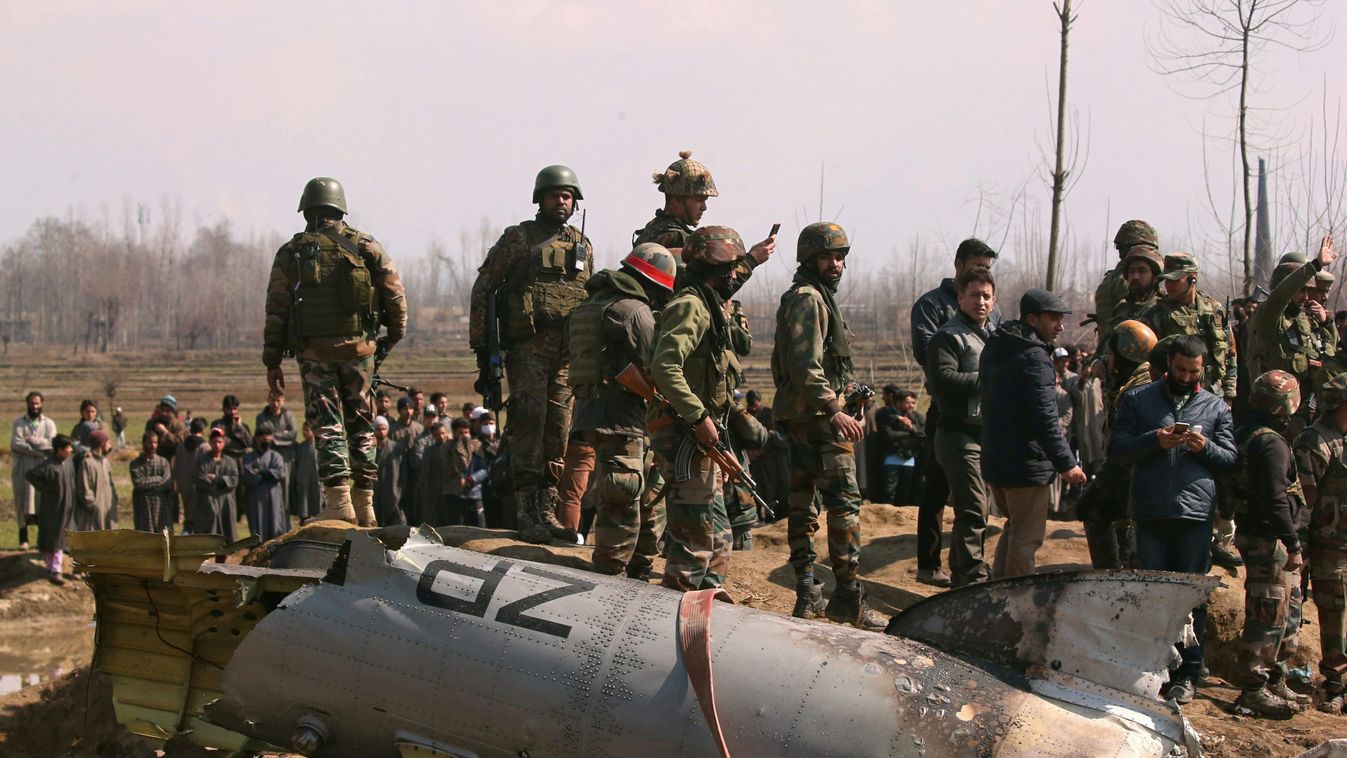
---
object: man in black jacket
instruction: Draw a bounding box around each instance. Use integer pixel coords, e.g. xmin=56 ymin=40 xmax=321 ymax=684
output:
xmin=924 ymin=266 xmax=996 ymax=587
xmin=980 ymin=289 xmax=1087 ymax=581
xmin=1231 ymin=370 xmax=1309 ymax=719
xmin=873 ymin=386 xmax=925 ymax=506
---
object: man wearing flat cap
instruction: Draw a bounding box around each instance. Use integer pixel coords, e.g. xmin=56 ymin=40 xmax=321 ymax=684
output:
xmin=980 ymin=288 xmax=1087 ymax=581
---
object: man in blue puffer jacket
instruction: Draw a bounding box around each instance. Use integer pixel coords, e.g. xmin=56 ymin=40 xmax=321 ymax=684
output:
xmin=1109 ymin=334 xmax=1238 ymax=704
xmin=980 ymin=289 xmax=1087 ymax=581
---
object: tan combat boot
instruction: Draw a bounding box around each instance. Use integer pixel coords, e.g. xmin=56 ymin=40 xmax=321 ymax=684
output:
xmin=537 ymin=488 xmax=579 ymax=543
xmin=315 ymin=483 xmax=357 ymax=524
xmin=352 ymin=488 xmax=377 ymax=528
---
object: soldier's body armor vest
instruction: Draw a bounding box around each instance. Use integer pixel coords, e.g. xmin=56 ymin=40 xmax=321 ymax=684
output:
xmin=502 ymin=220 xmax=590 ymax=344
xmin=288 ymin=227 xmax=377 ymax=342
xmin=1148 ymin=294 xmax=1230 ymax=393
xmin=1303 ymin=421 xmax=1347 ymax=548
xmin=1270 ymin=311 xmax=1315 ymax=377
xmin=568 ymin=290 xmax=623 ymax=394
xmin=1231 ymin=425 xmax=1307 ymax=529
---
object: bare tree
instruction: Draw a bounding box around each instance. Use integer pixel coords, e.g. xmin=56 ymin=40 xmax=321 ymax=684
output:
xmin=1046 ymin=0 xmax=1080 ymax=290
xmin=1149 ymin=0 xmax=1331 ymax=294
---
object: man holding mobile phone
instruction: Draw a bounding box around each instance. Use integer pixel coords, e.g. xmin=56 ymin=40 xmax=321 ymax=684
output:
xmin=1109 ymin=334 xmax=1238 ymax=705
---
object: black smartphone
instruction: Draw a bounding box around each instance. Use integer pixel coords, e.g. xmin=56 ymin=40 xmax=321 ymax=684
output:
xmin=770 ymin=223 xmax=781 ymax=237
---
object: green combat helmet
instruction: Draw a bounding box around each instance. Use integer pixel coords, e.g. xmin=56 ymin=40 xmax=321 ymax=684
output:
xmin=1319 ymin=373 xmax=1347 ymax=412
xmin=1122 ymin=246 xmax=1164 ymax=275
xmin=1250 ymin=370 xmax=1301 ymax=417
xmin=1271 ymin=261 xmax=1305 ymax=289
xmin=532 ymin=165 xmax=583 ymax=203
xmin=684 ymin=226 xmax=745 ymax=265
xmin=297 ymin=177 xmax=347 ymax=215
xmin=1279 ymin=251 xmax=1309 ymax=265
xmin=1316 ymin=270 xmax=1336 ymax=291
xmin=1158 ymin=252 xmax=1200 ymax=281
xmin=621 ymin=242 xmax=678 ymax=292
xmin=1115 ymin=319 xmax=1158 ymax=364
xmin=653 ymin=150 xmax=718 ymax=197
xmin=1114 ymin=220 xmax=1158 ymax=251
xmin=797 ymin=222 xmax=850 ymax=263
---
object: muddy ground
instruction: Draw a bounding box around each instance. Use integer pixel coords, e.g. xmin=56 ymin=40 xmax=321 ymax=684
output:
xmin=0 ymin=506 xmax=1343 ymax=756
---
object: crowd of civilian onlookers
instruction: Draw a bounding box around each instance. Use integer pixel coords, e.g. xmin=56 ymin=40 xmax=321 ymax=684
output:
xmin=7 ymin=387 xmax=504 ymax=584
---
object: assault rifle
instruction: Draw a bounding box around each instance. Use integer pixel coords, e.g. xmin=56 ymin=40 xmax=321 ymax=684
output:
xmin=844 ymin=383 xmax=875 ymax=420
xmin=614 ymin=363 xmax=770 ymax=515
xmin=370 ymin=372 xmax=410 ymax=396
xmin=476 ymin=288 xmax=505 ymax=412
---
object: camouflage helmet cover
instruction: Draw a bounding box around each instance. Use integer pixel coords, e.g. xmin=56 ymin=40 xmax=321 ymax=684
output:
xmin=1250 ymin=369 xmax=1301 ymax=417
xmin=1122 ymin=246 xmax=1164 ymax=275
xmin=683 ymin=225 xmax=745 ymax=265
xmin=797 ymin=222 xmax=850 ymax=263
xmin=1320 ymin=373 xmax=1347 ymax=412
xmin=297 ymin=177 xmax=348 ymax=214
xmin=533 ymin=164 xmax=584 ymax=203
xmin=621 ymin=242 xmax=678 ymax=292
xmin=1114 ymin=319 xmax=1158 ymax=364
xmin=1113 ymin=219 xmax=1158 ymax=250
xmin=653 ymin=150 xmax=718 ymax=197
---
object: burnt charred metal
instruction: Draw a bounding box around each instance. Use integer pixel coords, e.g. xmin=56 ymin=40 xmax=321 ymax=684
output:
xmin=71 ymin=528 xmax=1219 ymax=757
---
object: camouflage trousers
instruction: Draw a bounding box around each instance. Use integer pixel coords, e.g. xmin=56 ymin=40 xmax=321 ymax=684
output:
xmin=653 ymin=438 xmax=731 ymax=592
xmin=1235 ymin=532 xmax=1301 ymax=690
xmin=1310 ymin=545 xmax=1347 ymax=687
xmin=586 ymin=432 xmax=647 ymax=576
xmin=726 ymin=477 xmax=757 ymax=550
xmin=503 ymin=327 xmax=571 ymax=496
xmin=783 ymin=417 xmax=862 ymax=584
xmin=298 ymin=355 xmax=376 ymax=488
xmin=632 ymin=456 xmax=667 ymax=576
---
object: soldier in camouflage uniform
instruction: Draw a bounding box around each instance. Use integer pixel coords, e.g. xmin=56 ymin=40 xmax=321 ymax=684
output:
xmin=723 ymin=299 xmax=767 ymax=549
xmin=1310 ymin=271 xmax=1342 ymax=390
xmin=567 ymin=243 xmax=678 ymax=577
xmin=772 ymin=222 xmax=884 ymax=630
xmin=1294 ymin=372 xmax=1347 ymax=715
xmin=1245 ymin=237 xmax=1337 ymax=435
xmin=1231 ymin=370 xmax=1309 ymax=719
xmin=649 ymin=226 xmax=748 ymax=591
xmin=632 ymin=150 xmax=775 ymax=281
xmin=1093 ymin=220 xmax=1160 ymax=345
xmin=263 ymin=177 xmax=407 ymax=526
xmin=470 ymin=165 xmax=593 ymax=543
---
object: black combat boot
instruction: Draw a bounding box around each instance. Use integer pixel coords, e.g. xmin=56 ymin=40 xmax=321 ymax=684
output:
xmin=825 ymin=580 xmax=886 ymax=631
xmin=626 ymin=563 xmax=653 ymax=582
xmin=792 ymin=574 xmax=826 ymax=619
xmin=732 ymin=526 xmax=753 ymax=551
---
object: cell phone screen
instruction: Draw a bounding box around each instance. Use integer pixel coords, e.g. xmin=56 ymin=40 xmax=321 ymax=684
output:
xmin=1172 ymin=423 xmax=1190 ymax=434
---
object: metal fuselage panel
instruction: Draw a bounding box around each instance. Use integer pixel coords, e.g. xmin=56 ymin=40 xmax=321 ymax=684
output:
xmin=216 ymin=533 xmax=1180 ymax=757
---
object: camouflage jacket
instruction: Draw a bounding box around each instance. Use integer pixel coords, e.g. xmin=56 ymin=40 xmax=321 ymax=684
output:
xmin=1247 ymin=260 xmax=1321 ymax=382
xmin=649 ymin=287 xmax=735 ymax=428
xmin=1141 ymin=291 xmax=1236 ymax=399
xmin=1092 ymin=260 xmax=1129 ymax=339
xmin=770 ymin=280 xmax=854 ymax=422
xmin=262 ymin=220 xmax=406 ymax=370
xmin=468 ymin=217 xmax=592 ymax=349
xmin=1295 ymin=418 xmax=1347 ymax=548
xmin=632 ymin=209 xmax=758 ymax=294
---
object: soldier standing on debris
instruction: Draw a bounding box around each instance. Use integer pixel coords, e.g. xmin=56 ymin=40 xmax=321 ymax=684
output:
xmin=649 ymin=226 xmax=746 ymax=591
xmin=1094 ymin=220 xmax=1161 ymax=344
xmin=1294 ymin=372 xmax=1347 ymax=715
xmin=1231 ymin=370 xmax=1311 ymax=719
xmin=470 ymin=165 xmax=592 ymax=543
xmin=263 ymin=177 xmax=408 ymax=528
xmin=772 ymin=223 xmax=884 ymax=630
xmin=567 ymin=243 xmax=678 ymax=576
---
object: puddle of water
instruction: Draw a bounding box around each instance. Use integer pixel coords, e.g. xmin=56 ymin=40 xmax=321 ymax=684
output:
xmin=0 ymin=617 xmax=95 ymax=695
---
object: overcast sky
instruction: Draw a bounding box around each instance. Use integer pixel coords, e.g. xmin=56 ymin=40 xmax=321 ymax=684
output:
xmin=2 ymin=1 xmax=1343 ymax=286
